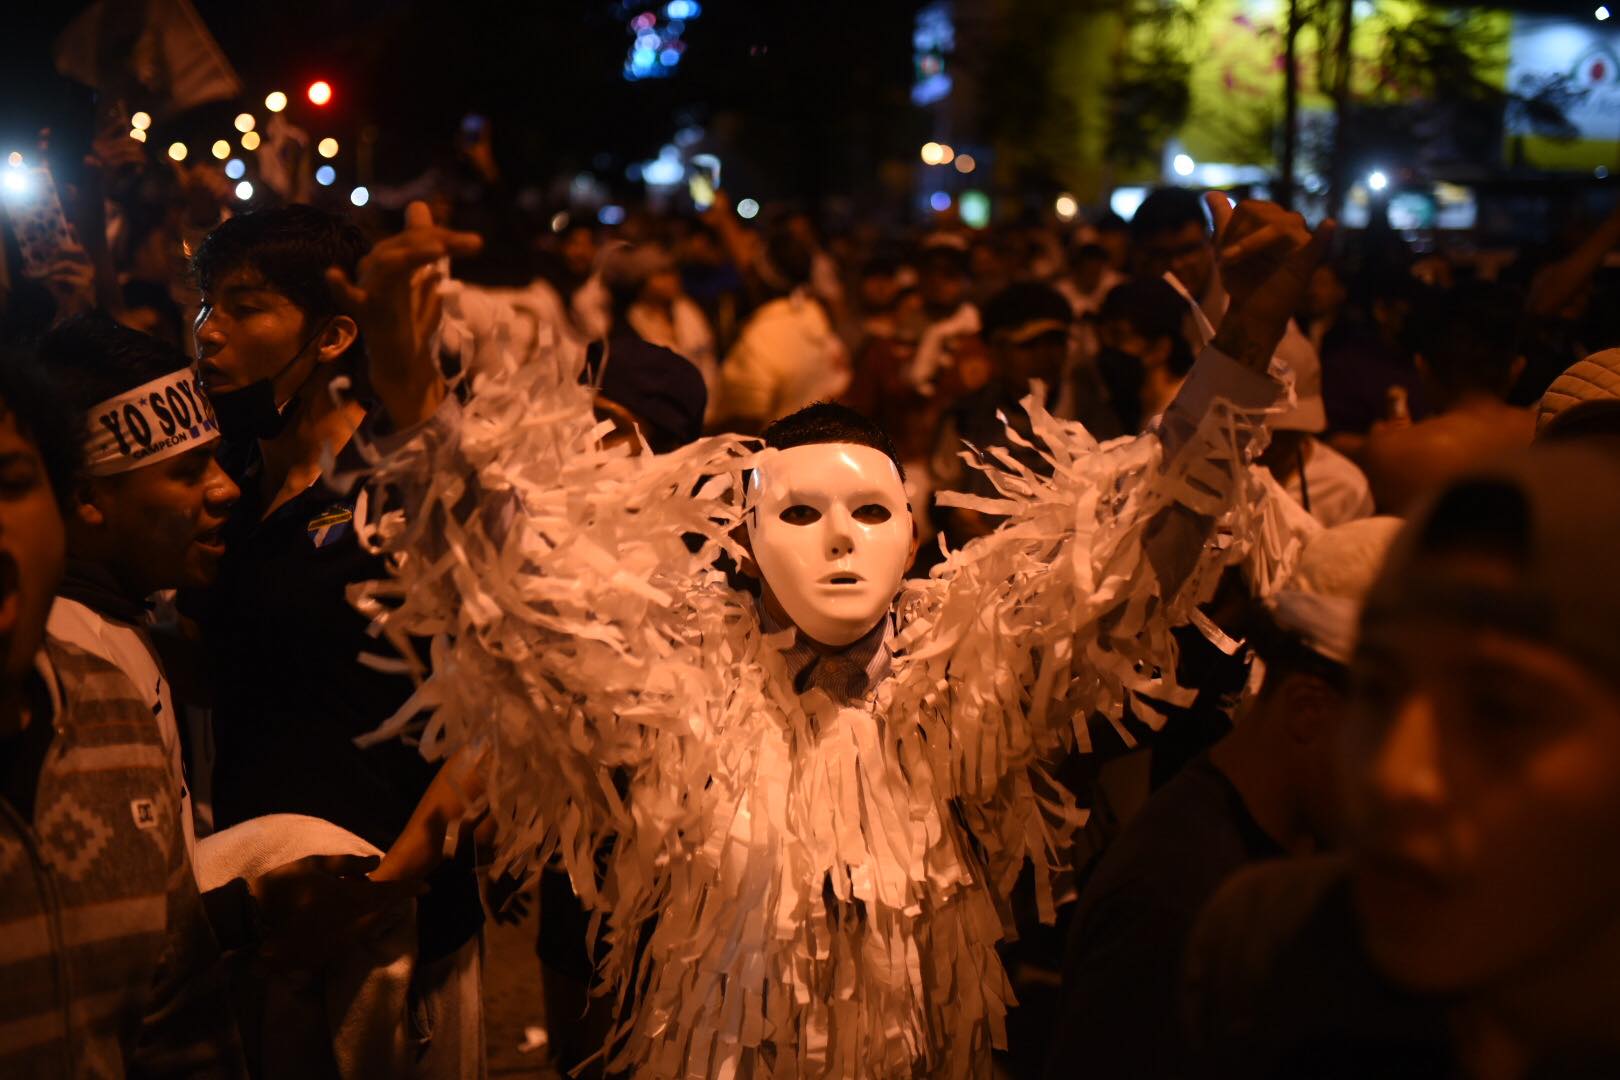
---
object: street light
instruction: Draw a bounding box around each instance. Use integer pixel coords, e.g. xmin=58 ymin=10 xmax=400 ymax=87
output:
xmin=1173 ymin=153 xmax=1196 ymax=177
xmin=1368 ymin=170 xmax=1389 ymax=192
xmin=307 ymin=80 xmax=333 ymax=106
xmin=265 ymin=91 xmax=288 ymax=112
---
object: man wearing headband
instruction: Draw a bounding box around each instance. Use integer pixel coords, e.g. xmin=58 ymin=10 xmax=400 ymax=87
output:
xmin=338 ymin=196 xmax=1332 ymax=1076
xmin=0 ymin=348 xmax=245 ymax=1075
xmin=41 ymin=314 xmax=236 ymax=852
xmin=1049 ymin=516 xmax=1401 ymax=1080
xmin=1187 ymin=445 xmax=1620 ymax=1076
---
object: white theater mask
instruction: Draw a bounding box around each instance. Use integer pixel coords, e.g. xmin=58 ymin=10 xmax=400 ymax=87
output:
xmin=746 ymin=443 xmax=914 ymax=648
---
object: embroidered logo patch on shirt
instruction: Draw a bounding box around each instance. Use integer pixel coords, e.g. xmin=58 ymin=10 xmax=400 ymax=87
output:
xmin=130 ymin=799 xmax=158 ymax=830
xmin=307 ymin=504 xmax=355 ymax=549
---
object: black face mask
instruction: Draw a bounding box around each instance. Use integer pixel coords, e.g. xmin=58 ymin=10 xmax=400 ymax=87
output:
xmin=1095 ymin=346 xmax=1145 ymax=434
xmin=207 ymin=320 xmax=330 ymax=443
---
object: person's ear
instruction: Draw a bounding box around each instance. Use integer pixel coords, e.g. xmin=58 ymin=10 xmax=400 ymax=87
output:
xmin=73 ymin=479 xmax=108 ymax=529
xmin=1279 ymin=672 xmax=1342 ymax=745
xmin=314 ymin=314 xmax=360 ymax=366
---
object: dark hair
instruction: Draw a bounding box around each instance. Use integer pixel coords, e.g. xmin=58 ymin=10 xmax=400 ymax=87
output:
xmin=0 ymin=345 xmax=83 ymax=504
xmin=1070 ymin=242 xmax=1110 ymax=265
xmin=37 ymin=314 xmax=191 ymax=417
xmin=1413 ymin=283 xmax=1523 ymax=403
xmin=1099 ymin=278 xmax=1196 ymax=376
xmin=763 ymin=229 xmax=815 ymax=289
xmin=981 ymin=283 xmax=1072 ymax=340
xmin=119 ymin=281 xmax=185 ymax=346
xmin=762 ymin=403 xmax=906 ymax=482
xmin=1129 ymin=188 xmax=1209 ymax=243
xmin=1094 ymin=211 xmax=1129 ymax=236
xmin=193 ymin=204 xmax=368 ymax=328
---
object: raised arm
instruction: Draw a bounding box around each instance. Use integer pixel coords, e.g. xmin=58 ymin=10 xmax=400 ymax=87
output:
xmin=331 ymin=209 xmax=756 ymax=902
xmin=895 ymin=198 xmax=1332 ymax=911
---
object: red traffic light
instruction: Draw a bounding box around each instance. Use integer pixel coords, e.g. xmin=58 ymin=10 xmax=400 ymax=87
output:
xmin=307 ymin=80 xmax=333 ymax=106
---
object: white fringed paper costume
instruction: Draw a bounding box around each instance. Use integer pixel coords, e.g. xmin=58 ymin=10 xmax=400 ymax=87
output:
xmin=351 ymin=284 xmax=1300 ymax=1078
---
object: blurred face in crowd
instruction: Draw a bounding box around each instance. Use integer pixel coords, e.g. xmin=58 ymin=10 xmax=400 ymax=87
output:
xmin=193 ymin=268 xmax=352 ymax=402
xmin=859 ymin=270 xmax=901 ymax=314
xmin=1303 ymin=265 xmax=1348 ymax=323
xmin=0 ymin=408 xmax=65 ymax=694
xmin=72 ymin=444 xmax=239 ymax=594
xmin=1071 ymin=253 xmax=1109 ymax=295
xmin=991 ymin=329 xmax=1068 ymax=391
xmin=919 ymin=256 xmax=967 ymax=315
xmin=1346 ymin=555 xmax=1620 ymax=996
xmin=562 ymin=226 xmax=598 ymax=279
xmin=641 ymin=267 xmax=683 ymax=307
xmin=1138 ymin=222 xmax=1214 ymax=299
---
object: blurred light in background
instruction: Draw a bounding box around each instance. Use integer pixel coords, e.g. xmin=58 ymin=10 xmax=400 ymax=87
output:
xmin=937 ymin=144 xmax=955 ymax=165
xmin=235 ymin=181 xmax=253 ymax=200
xmin=736 ymin=198 xmax=760 ymax=220
xmin=265 ymin=91 xmax=288 ymax=112
xmin=240 ymin=131 xmax=261 ymax=151
xmin=316 ymin=165 xmax=336 ymax=186
xmin=2 ymin=167 xmax=30 ymax=198
xmin=1173 ymin=153 xmax=1195 ymax=176
xmin=234 ymin=113 xmax=255 ymax=133
xmin=5 ymin=152 xmax=21 ymax=167
xmin=168 ymin=142 xmax=188 ymax=162
xmin=1110 ymin=187 xmax=1148 ymax=220
xmin=130 ymin=129 xmax=147 ymax=143
xmin=211 ymin=140 xmax=230 ymax=160
xmin=920 ymin=142 xmax=944 ymax=165
xmin=1368 ymin=170 xmax=1389 ymax=192
xmin=224 ymin=158 xmax=245 ymax=179
xmin=131 ymin=112 xmax=151 ymax=131
xmin=1054 ymin=193 xmax=1078 ymax=221
xmin=598 ymin=204 xmax=626 ymax=225
xmin=929 ymin=191 xmax=952 ymax=212
xmin=959 ymin=190 xmax=990 ymax=229
xmin=954 ymin=154 xmax=976 ymax=174
xmin=317 ymin=137 xmax=339 ymax=158
xmin=550 ymin=211 xmax=569 ymax=233
xmin=1598 ymin=5 xmax=1611 ymax=19
xmin=350 ymin=186 xmax=369 ymax=207
xmin=307 ymin=80 xmax=332 ymax=106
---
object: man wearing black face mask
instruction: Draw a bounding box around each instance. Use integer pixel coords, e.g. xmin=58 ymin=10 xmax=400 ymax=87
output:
xmin=188 ymin=206 xmax=490 ymax=1074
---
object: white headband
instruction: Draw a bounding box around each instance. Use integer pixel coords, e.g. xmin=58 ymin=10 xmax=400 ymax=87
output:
xmin=83 ymin=368 xmax=219 ymax=476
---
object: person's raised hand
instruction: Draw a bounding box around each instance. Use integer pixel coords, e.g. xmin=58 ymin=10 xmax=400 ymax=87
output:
xmin=326 ymin=200 xmax=482 ymax=430
xmin=40 ymin=242 xmax=97 ymax=320
xmin=249 ymin=852 xmax=423 ymax=971
xmin=1207 ymin=193 xmax=1335 ymax=371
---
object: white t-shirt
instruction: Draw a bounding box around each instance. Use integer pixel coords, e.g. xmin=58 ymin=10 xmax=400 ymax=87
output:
xmin=1284 ymin=436 xmax=1376 ymax=528
xmin=46 ymin=597 xmax=199 ymax=857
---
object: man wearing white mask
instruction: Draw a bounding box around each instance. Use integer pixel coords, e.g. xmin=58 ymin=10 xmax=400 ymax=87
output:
xmin=332 ymin=195 xmax=1333 ymax=1078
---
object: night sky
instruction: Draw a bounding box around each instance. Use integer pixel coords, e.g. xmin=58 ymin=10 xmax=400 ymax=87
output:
xmin=0 ymin=1 xmax=924 ymax=209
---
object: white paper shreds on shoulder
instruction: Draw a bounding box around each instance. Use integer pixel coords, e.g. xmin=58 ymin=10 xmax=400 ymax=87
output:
xmin=350 ymin=284 xmax=1297 ymax=1079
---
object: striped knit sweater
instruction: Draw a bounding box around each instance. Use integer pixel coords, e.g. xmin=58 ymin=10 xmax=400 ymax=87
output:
xmin=0 ymin=636 xmax=243 ymax=1078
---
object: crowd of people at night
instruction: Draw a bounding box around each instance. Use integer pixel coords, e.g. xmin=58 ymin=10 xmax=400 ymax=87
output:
xmin=2 ymin=109 xmax=1620 ymax=1080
